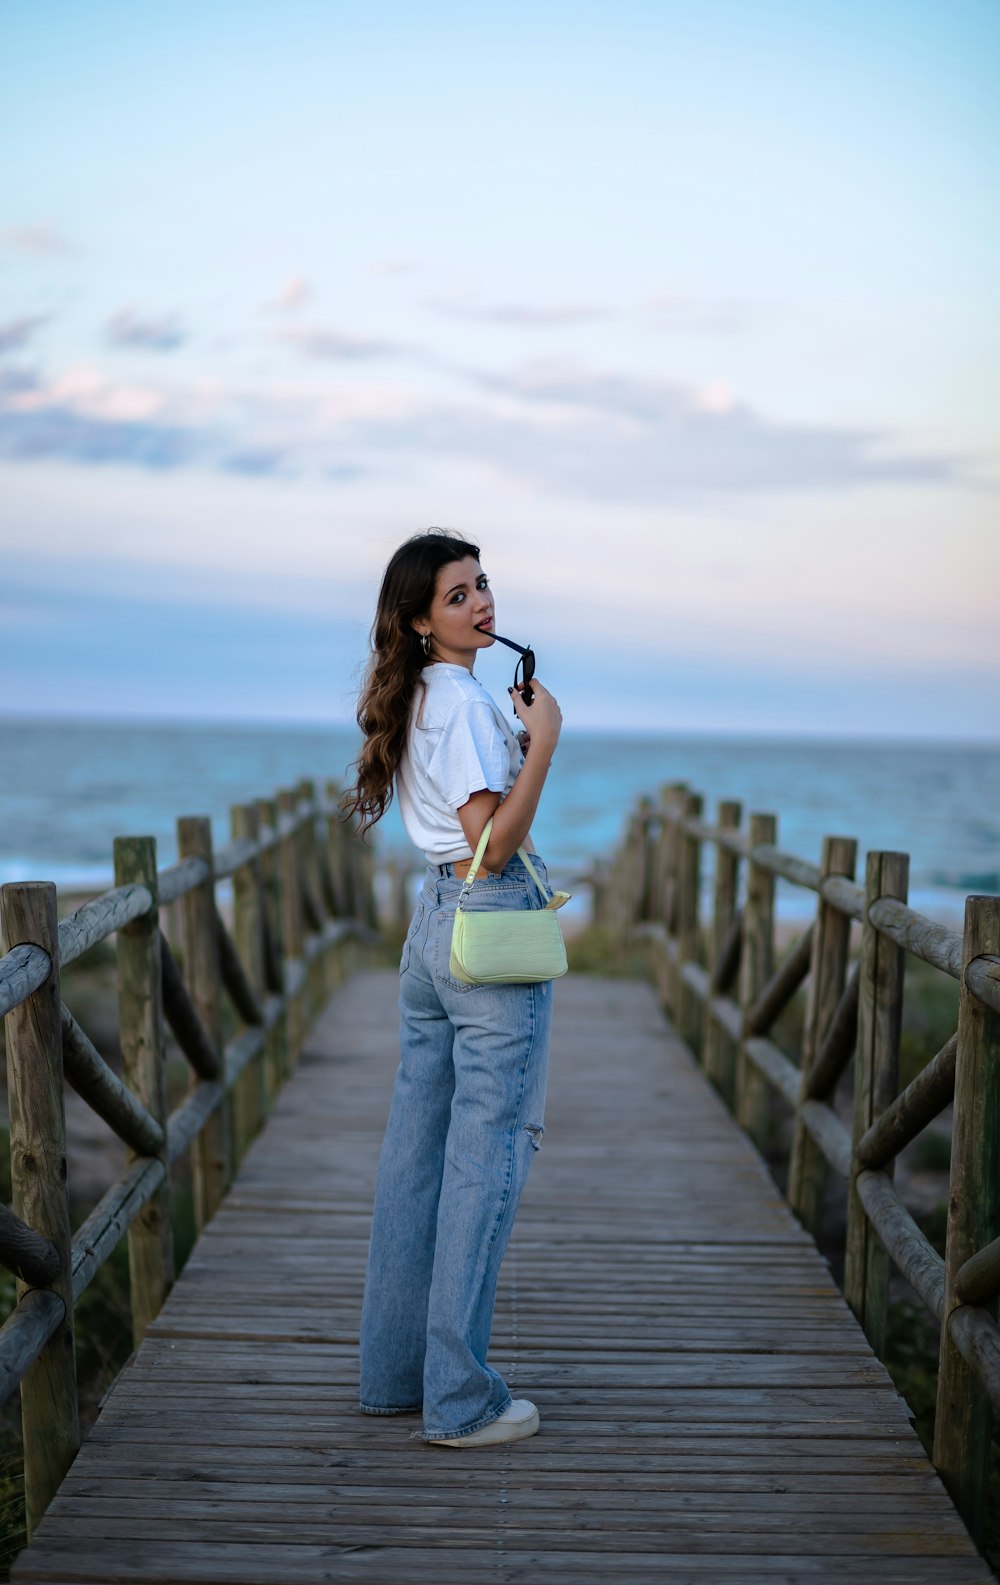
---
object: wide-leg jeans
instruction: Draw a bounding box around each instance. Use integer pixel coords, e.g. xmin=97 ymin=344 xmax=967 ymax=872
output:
xmin=359 ymin=853 xmax=553 ymax=1440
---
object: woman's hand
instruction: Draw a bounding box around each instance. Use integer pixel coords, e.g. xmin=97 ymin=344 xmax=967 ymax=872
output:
xmin=512 ymin=677 xmax=562 ymax=754
xmin=459 ymin=678 xmax=561 ymax=870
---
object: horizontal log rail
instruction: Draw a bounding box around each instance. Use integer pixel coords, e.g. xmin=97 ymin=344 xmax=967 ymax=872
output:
xmin=57 ymin=883 xmax=152 ymax=967
xmin=0 ymin=775 xmax=375 ymax=1540
xmin=709 ymin=908 xmax=742 ymax=994
xmin=949 ymin=1306 xmax=1000 ymax=1416
xmin=0 ymin=1291 xmax=66 ymax=1410
xmin=212 ymin=833 xmax=262 ymax=879
xmin=745 ymin=923 xmax=814 ymax=1036
xmin=804 ymin=960 xmax=860 ymax=1100
xmin=156 ymin=855 xmax=211 ymax=905
xmin=965 ymin=953 xmax=1000 ymax=1018
xmin=61 ymin=1002 xmax=166 ymax=1157
xmin=215 ymin=907 xmax=264 ymax=1027
xmin=743 ymin=1034 xmax=800 ymax=1110
xmin=868 ymin=895 xmax=964 ymax=979
xmin=159 ymin=930 xmax=223 ymax=1081
xmin=855 ymin=1168 xmax=946 ymax=1321
xmin=0 ymin=1205 xmax=61 ymax=1289
xmin=753 ymin=843 xmax=823 ymax=894
xmin=71 ymin=1156 xmax=168 ymax=1303
xmin=600 ymin=786 xmax=1000 ymax=1545
xmin=0 ymin=942 xmax=51 ymax=1017
xmin=800 ymin=1097 xmax=852 ymax=1178
xmin=956 ymin=1235 xmax=1000 ymax=1309
xmin=856 ymin=1033 xmax=957 ymax=1171
xmin=166 ymin=1080 xmax=227 ymax=1167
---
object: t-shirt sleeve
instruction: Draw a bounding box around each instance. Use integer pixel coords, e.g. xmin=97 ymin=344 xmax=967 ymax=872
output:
xmin=426 ymin=699 xmax=511 ymax=810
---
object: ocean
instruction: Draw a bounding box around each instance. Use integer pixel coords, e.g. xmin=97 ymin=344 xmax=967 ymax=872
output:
xmin=2 ymin=716 xmax=998 ymax=929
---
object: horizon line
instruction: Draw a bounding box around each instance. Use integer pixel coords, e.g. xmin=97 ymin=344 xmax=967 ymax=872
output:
xmin=2 ymin=708 xmax=998 ymax=751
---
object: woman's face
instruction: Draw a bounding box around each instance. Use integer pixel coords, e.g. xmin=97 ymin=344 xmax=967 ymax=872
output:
xmin=415 ymin=556 xmax=495 ymax=669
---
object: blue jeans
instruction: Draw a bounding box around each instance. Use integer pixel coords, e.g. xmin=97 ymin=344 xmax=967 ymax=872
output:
xmin=359 ymin=852 xmax=554 ymax=1440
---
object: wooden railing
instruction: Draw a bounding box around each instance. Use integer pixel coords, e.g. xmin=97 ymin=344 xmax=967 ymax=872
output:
xmin=0 ymin=777 xmax=375 ymax=1539
xmin=596 ymin=783 xmax=1000 ymax=1545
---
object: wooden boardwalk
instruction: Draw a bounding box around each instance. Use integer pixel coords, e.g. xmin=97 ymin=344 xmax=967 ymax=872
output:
xmin=13 ymin=972 xmax=990 ymax=1584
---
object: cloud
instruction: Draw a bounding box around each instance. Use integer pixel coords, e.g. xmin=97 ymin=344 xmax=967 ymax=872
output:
xmin=0 ymin=364 xmax=198 ymax=467
xmin=277 ymin=325 xmax=407 ymax=361
xmin=0 ymin=367 xmax=40 ymax=399
xmin=262 ymin=276 xmax=313 ymax=313
xmin=0 ymin=345 xmax=964 ymax=501
xmin=370 ymin=259 xmax=422 ymax=276
xmin=0 ymin=406 xmax=199 ymax=469
xmin=424 ymin=296 xmax=611 ymax=327
xmin=106 ymin=309 xmax=186 ymax=352
xmin=0 ymin=315 xmax=50 ymax=354
xmin=222 ymin=446 xmax=289 ymax=476
xmin=642 ymin=293 xmax=755 ymax=334
xmin=0 ymin=226 xmax=73 ymax=255
xmin=6 ymin=365 xmax=166 ymax=422
xmin=357 ymin=362 xmax=962 ymax=498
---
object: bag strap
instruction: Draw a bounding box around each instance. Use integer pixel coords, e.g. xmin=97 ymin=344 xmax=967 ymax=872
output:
xmin=461 ymin=818 xmax=552 ymax=904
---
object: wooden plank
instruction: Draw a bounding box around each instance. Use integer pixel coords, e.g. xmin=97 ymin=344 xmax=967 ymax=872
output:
xmin=68 ymin=1444 xmax=939 ymax=1476
xmin=57 ymin=1461 xmax=947 ymax=1492
xmin=17 ymin=1512 xmax=979 ymax=1552
xmin=12 ymin=1539 xmax=994 ymax=1585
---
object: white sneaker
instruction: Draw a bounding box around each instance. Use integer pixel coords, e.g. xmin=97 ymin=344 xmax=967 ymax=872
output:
xmin=428 ymin=1399 xmax=540 ymax=1448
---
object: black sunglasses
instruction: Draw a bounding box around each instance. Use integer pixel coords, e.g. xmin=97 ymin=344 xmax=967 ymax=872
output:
xmin=477 ymin=627 xmax=535 ymax=707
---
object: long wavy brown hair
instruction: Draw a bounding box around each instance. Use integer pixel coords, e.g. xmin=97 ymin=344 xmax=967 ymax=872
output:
xmin=342 ymin=529 xmax=482 ymax=835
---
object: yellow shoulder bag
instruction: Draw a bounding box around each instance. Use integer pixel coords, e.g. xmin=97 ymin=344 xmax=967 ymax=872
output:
xmin=449 ymin=818 xmax=571 ymax=986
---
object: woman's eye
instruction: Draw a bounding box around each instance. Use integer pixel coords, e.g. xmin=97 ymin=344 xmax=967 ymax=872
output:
xmin=448 ymin=578 xmax=487 ymax=605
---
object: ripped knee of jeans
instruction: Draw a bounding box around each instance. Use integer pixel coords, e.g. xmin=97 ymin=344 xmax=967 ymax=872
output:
xmin=523 ymin=1123 xmax=545 ymax=1151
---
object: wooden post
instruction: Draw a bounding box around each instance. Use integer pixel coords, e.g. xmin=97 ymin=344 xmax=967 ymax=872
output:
xmin=657 ymin=785 xmax=687 ymax=1015
xmin=277 ymin=788 xmax=305 ymax=1067
xmin=675 ymin=792 xmax=704 ymax=1050
xmin=296 ymin=778 xmax=328 ymax=1014
xmin=1 ymin=883 xmax=79 ymax=1538
xmin=177 ymin=817 xmax=231 ymax=1229
xmin=353 ymin=830 xmax=377 ymax=933
xmin=324 ymin=780 xmax=351 ymax=919
xmin=703 ymin=800 xmax=742 ymax=1099
xmin=365 ymin=842 xmax=378 ymax=932
xmin=640 ymin=792 xmax=666 ymax=1005
xmin=387 ymin=856 xmax=412 ymax=939
xmin=319 ymin=785 xmax=351 ymax=994
xmin=588 ymin=857 xmax=609 ymax=934
xmin=635 ymin=797 xmax=656 ymax=923
xmin=230 ymin=803 xmax=267 ymax=1152
xmin=933 ymin=894 xmax=1000 ymax=1543
xmin=844 ymin=851 xmax=908 ymax=1354
xmin=645 ymin=798 xmax=666 ymax=928
xmin=256 ymin=795 xmax=288 ymax=1088
xmin=788 ymin=835 xmax=858 ymax=1239
xmin=113 ymin=837 xmax=174 ymax=1344
xmin=736 ymin=812 xmax=777 ymax=1149
xmin=660 ymin=783 xmax=687 ymax=944
xmin=617 ymin=809 xmax=638 ymax=947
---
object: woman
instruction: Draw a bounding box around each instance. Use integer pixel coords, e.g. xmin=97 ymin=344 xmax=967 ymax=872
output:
xmin=344 ymin=528 xmax=563 ymax=1448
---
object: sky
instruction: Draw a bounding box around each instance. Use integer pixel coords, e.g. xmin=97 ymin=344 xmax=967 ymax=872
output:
xmin=2 ymin=0 xmax=998 ymax=736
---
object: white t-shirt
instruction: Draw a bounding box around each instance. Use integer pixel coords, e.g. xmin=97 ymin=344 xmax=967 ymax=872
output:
xmin=396 ymin=663 xmax=523 ymax=863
